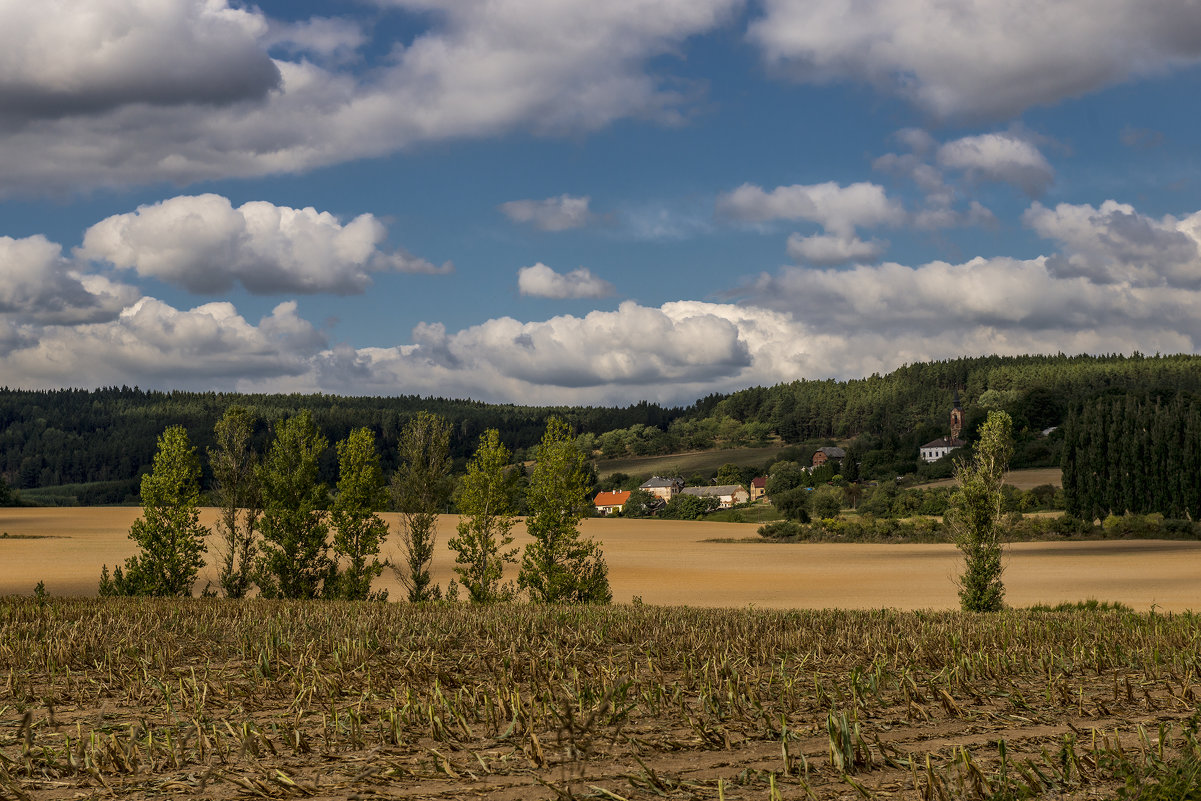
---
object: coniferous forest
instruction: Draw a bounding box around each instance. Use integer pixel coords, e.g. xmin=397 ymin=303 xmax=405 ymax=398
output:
xmin=1061 ymin=393 xmax=1201 ymax=521
xmin=1 ymin=352 xmax=1200 ymax=507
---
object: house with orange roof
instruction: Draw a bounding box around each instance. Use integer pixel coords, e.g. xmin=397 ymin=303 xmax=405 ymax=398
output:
xmin=594 ymin=490 xmax=632 ymax=515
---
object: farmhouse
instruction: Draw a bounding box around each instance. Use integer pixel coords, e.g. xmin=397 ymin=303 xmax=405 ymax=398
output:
xmin=594 ymin=490 xmax=631 ymax=515
xmin=749 ymin=475 xmax=767 ymax=501
xmin=811 ymin=446 xmax=845 ymax=468
xmin=639 ymin=476 xmax=684 ymax=503
xmin=679 ymin=484 xmax=749 ymax=509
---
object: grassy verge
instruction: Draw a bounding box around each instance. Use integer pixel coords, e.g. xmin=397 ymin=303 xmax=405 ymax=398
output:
xmin=594 ymin=445 xmax=788 ymax=479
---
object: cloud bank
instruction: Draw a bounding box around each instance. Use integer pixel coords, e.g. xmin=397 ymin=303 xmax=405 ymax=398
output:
xmin=0 ymin=0 xmax=741 ymax=193
xmin=1 ymin=197 xmax=1199 ymax=404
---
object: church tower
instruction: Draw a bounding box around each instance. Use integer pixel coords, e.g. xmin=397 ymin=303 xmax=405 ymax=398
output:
xmin=950 ymin=390 xmax=964 ymax=440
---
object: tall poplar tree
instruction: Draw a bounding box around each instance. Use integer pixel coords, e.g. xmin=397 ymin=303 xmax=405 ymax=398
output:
xmin=448 ymin=429 xmax=518 ymax=602
xmin=391 ymin=412 xmax=452 ymax=602
xmin=519 ymin=417 xmax=611 ymax=604
xmin=949 ymin=410 xmax=1013 ymax=613
xmin=256 ymin=411 xmax=332 ymax=599
xmin=209 ymin=406 xmax=260 ymax=598
xmin=331 ymin=427 xmax=390 ymax=600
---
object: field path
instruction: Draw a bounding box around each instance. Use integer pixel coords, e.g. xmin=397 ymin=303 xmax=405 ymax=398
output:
xmin=0 ymin=508 xmax=1198 ymax=610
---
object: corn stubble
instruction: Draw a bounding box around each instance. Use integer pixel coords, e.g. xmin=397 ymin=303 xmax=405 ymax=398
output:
xmin=1 ymin=599 xmax=1199 ymax=800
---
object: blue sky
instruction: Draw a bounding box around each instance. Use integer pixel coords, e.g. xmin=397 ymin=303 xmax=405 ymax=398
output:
xmin=1 ymin=0 xmax=1200 ymax=405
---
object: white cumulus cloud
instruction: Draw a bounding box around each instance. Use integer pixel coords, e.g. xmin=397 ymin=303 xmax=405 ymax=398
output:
xmin=716 ymin=182 xmax=904 ymax=236
xmin=0 ymin=234 xmax=137 ymax=325
xmin=748 ymin=0 xmax=1201 ymax=118
xmin=1024 ymin=200 xmax=1201 ymax=287
xmin=2 ymin=197 xmax=1201 ymax=405
xmin=79 ymin=194 xmax=451 ymax=295
xmin=517 ymin=263 xmax=615 ymax=299
xmin=937 ymin=133 xmax=1055 ymax=196
xmin=0 ymin=298 xmax=324 ymax=390
xmin=786 ymin=233 xmax=887 ymax=265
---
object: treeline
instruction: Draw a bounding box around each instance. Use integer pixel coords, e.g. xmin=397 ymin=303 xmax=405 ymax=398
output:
xmin=6 ymin=353 xmax=1201 ymax=503
xmin=0 ymin=386 xmax=681 ymax=501
xmin=712 ymin=353 xmax=1201 ymax=441
xmin=1062 ymin=392 xmax=1201 ymax=520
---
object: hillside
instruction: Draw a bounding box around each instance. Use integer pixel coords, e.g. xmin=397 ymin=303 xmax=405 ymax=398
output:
xmin=3 ymin=352 xmax=1200 ymax=504
xmin=595 ymin=444 xmax=791 ymax=479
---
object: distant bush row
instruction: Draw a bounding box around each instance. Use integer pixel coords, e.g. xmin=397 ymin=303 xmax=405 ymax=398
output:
xmin=758 ymin=512 xmax=1201 ymax=544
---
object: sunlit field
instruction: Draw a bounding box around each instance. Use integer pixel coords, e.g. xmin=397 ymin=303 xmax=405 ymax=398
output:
xmin=4 ymin=508 xmax=1201 ymax=799
xmin=1 ymin=507 xmax=1198 ymax=611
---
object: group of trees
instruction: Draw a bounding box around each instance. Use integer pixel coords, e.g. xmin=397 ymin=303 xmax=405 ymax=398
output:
xmin=102 ymin=410 xmax=611 ymax=604
xmin=1062 ymin=392 xmax=1201 ymax=521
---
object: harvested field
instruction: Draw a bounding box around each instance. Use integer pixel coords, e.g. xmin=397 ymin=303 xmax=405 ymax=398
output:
xmin=1 ymin=508 xmax=1200 ymax=611
xmin=3 ymin=599 xmax=1201 ymax=800
xmin=914 ymin=467 xmax=1063 ymax=491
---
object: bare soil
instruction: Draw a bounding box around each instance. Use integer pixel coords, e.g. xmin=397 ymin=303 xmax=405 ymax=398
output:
xmin=1 ymin=599 xmax=1196 ymax=801
xmin=2 ymin=508 xmax=1198 ymax=611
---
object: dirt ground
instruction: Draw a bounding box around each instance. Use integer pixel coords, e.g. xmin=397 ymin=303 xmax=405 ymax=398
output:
xmin=1 ymin=507 xmax=1197 ymax=611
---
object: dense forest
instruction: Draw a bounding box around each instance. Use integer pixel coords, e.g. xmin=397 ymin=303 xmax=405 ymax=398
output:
xmin=1062 ymin=392 xmax=1201 ymax=520
xmin=3 ymin=352 xmax=1201 ymax=505
xmin=0 ymin=389 xmax=681 ymax=503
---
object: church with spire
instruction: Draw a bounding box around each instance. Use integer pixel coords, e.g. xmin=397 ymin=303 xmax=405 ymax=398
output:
xmin=919 ymin=391 xmax=967 ymax=463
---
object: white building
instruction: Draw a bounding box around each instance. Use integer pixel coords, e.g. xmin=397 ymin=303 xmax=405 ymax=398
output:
xmin=920 ymin=435 xmax=965 ymax=463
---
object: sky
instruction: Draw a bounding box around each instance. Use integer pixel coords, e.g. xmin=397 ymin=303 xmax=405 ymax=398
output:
xmin=1 ymin=0 xmax=1200 ymax=407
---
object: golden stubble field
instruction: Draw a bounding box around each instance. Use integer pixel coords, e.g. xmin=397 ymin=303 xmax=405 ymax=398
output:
xmin=1 ymin=507 xmax=1198 ymax=611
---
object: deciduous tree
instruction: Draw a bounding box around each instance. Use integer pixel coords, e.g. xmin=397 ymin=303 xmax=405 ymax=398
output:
xmin=100 ymin=426 xmax=208 ymax=596
xmin=519 ymin=417 xmax=611 ymax=604
xmin=256 ymin=411 xmax=332 ymax=599
xmin=331 ymin=427 xmax=390 ymax=600
xmin=448 ymin=429 xmax=518 ymax=602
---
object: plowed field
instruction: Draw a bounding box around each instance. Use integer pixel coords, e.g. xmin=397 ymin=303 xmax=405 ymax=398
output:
xmin=3 ymin=600 xmax=1201 ymax=800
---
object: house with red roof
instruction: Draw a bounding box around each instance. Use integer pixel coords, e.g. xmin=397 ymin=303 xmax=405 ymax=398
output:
xmin=749 ymin=475 xmax=767 ymax=501
xmin=594 ymin=490 xmax=631 ymax=515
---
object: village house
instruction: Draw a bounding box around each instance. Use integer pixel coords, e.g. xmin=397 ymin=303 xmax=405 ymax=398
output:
xmin=679 ymin=484 xmax=750 ymax=509
xmin=811 ymin=446 xmax=845 ymax=468
xmin=639 ymin=476 xmax=684 ymax=503
xmin=749 ymin=475 xmax=767 ymax=501
xmin=593 ymin=490 xmax=631 ymax=515
xmin=920 ymin=436 xmax=965 ymax=463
